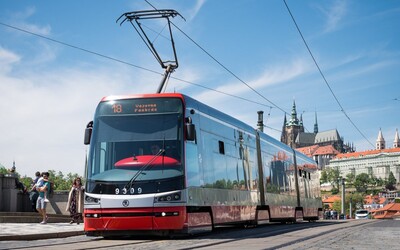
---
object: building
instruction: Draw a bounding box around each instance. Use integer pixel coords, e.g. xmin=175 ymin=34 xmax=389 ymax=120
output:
xmin=296 ymin=144 xmax=340 ymax=169
xmin=280 ymin=101 xmax=354 ymax=153
xmin=322 ymin=195 xmax=341 ymax=210
xmin=372 ymin=201 xmax=400 ymax=219
xmin=363 ymin=194 xmax=388 ymax=211
xmin=327 ymin=129 xmax=400 ymax=183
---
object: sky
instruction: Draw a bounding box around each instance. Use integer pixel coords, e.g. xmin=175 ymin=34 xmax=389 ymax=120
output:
xmin=0 ymin=0 xmax=399 ymax=178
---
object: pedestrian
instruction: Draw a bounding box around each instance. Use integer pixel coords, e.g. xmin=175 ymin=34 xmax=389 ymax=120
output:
xmin=36 ymin=172 xmax=51 ymax=224
xmin=66 ymin=177 xmax=85 ymax=224
xmin=32 ymin=172 xmax=50 ymax=202
xmin=8 ymin=166 xmax=26 ymax=193
xmin=29 ymin=171 xmax=41 ymax=212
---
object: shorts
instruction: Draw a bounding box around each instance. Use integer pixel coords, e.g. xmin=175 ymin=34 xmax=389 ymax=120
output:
xmin=36 ymin=197 xmax=47 ymax=209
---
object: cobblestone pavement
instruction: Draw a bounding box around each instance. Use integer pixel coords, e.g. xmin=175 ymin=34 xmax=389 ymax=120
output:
xmin=281 ymin=220 xmax=400 ymax=250
xmin=0 ymin=220 xmax=398 ymax=249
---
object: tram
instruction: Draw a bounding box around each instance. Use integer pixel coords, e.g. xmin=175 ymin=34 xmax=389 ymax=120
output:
xmin=83 ymin=93 xmax=322 ymax=237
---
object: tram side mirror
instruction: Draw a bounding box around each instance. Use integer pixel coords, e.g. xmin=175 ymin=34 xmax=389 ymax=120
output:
xmin=84 ymin=121 xmax=93 ymax=145
xmin=185 ymin=117 xmax=196 ymax=141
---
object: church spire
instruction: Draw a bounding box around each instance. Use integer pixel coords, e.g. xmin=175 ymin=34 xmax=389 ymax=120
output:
xmin=394 ymin=128 xmax=400 ymax=148
xmin=287 ymin=99 xmax=299 ymax=126
xmin=291 ymin=100 xmax=297 ymax=122
xmin=281 ymin=114 xmax=287 ymax=143
xmin=376 ymin=128 xmax=386 ymax=150
xmin=283 ymin=114 xmax=287 ymax=128
xmin=314 ymin=112 xmax=319 ymax=134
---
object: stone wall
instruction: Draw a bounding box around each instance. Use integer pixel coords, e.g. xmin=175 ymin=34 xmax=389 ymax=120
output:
xmin=0 ymin=174 xmax=70 ymax=215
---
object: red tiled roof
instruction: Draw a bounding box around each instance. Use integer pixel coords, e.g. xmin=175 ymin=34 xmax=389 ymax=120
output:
xmin=322 ymin=195 xmax=341 ymax=203
xmin=364 ymin=195 xmax=386 ymax=205
xmin=322 ymin=195 xmax=341 ymax=209
xmin=373 ymin=203 xmax=400 ymax=219
xmin=296 ymin=145 xmax=339 ymax=158
xmin=335 ymin=147 xmax=400 ymax=159
xmin=314 ymin=145 xmax=340 ymax=155
xmin=296 ymin=145 xmax=319 ymax=157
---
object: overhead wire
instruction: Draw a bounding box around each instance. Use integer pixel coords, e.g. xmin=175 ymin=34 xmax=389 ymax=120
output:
xmin=282 ymin=0 xmax=375 ymax=148
xmin=170 ymin=22 xmax=288 ymax=115
xmin=0 ymin=21 xmax=275 ymax=110
xmin=143 ymin=0 xmax=288 ymax=115
xmin=0 ymin=22 xmax=160 ymax=76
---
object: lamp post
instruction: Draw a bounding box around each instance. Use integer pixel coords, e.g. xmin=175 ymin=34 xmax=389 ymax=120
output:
xmin=341 ymin=177 xmax=345 ymax=217
xmin=349 ymin=194 xmax=353 ymax=219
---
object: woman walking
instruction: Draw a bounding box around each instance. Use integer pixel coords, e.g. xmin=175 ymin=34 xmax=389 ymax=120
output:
xmin=66 ymin=177 xmax=85 ymax=224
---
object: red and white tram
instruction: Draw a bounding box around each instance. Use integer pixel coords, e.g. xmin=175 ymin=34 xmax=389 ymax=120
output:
xmin=83 ymin=93 xmax=322 ymax=237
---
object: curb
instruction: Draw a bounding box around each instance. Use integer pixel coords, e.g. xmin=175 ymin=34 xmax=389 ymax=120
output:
xmin=0 ymin=230 xmax=85 ymax=241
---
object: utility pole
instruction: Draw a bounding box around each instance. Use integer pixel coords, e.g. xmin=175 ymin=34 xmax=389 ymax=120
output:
xmin=257 ymin=111 xmax=264 ymax=132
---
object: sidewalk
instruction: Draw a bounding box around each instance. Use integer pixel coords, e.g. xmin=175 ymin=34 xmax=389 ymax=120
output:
xmin=0 ymin=222 xmax=84 ymax=241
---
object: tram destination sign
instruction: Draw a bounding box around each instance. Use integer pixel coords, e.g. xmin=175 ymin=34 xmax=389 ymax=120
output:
xmin=98 ymin=98 xmax=182 ymax=115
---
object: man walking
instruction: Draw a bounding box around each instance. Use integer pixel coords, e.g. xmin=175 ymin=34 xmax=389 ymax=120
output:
xmin=36 ymin=172 xmax=51 ymax=224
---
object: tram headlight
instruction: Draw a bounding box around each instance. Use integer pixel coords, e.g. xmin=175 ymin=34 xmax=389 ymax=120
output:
xmin=155 ymin=191 xmax=181 ymax=203
xmin=85 ymin=195 xmax=100 ymax=204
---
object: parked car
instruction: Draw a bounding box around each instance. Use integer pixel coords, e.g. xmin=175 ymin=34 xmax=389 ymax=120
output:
xmin=355 ymin=209 xmax=369 ymax=219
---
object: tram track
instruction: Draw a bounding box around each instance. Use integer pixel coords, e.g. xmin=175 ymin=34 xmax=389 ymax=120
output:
xmin=1 ymin=220 xmax=377 ymax=250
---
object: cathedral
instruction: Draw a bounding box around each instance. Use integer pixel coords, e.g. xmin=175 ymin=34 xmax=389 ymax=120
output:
xmin=280 ymin=101 xmax=354 ymax=153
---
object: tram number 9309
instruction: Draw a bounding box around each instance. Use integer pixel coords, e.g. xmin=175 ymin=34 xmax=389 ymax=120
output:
xmin=115 ymin=187 xmax=143 ymax=195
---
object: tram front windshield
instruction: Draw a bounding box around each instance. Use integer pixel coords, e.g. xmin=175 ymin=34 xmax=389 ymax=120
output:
xmin=86 ymin=98 xmax=184 ymax=195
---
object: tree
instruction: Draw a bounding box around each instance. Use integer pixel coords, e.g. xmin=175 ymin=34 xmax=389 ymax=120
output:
xmin=354 ymin=173 xmax=370 ymax=193
xmin=332 ymin=200 xmax=341 ymax=213
xmin=319 ymin=167 xmax=341 ymax=194
xmin=0 ymin=166 xmax=9 ymax=175
xmin=320 ymin=169 xmax=328 ymax=184
xmin=329 ymin=192 xmax=364 ymax=217
xmin=322 ymin=167 xmax=341 ymax=193
xmin=0 ymin=166 xmax=83 ymax=191
xmin=346 ymin=172 xmax=355 ymax=187
xmin=17 ymin=169 xmax=84 ymax=191
xmin=369 ymin=176 xmax=384 ymax=187
xmin=385 ymin=171 xmax=397 ymax=191
xmin=346 ymin=192 xmax=364 ymax=217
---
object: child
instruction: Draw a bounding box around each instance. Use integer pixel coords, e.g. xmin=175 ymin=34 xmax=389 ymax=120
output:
xmin=32 ymin=172 xmax=49 ymax=202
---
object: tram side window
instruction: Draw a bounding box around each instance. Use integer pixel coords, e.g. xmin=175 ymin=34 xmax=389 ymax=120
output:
xmin=186 ymin=143 xmax=201 ymax=187
xmin=218 ymin=140 xmax=225 ymax=155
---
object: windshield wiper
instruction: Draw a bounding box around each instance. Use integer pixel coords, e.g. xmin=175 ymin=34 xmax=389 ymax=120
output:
xmin=124 ymin=148 xmax=165 ymax=190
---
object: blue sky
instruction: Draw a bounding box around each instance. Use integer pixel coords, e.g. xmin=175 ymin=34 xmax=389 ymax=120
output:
xmin=1 ymin=0 xmax=399 ymax=178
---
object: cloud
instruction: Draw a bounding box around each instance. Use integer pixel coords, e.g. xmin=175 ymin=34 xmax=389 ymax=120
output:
xmin=186 ymin=0 xmax=207 ymax=21
xmin=0 ymin=48 xmax=154 ymax=177
xmin=320 ymin=0 xmax=347 ymax=33
xmin=332 ymin=59 xmax=397 ymax=83
xmin=192 ymin=57 xmax=312 ymax=105
xmin=0 ymin=47 xmax=20 ymax=73
xmin=9 ymin=7 xmax=51 ymax=36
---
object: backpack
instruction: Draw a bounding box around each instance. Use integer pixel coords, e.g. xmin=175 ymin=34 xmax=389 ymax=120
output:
xmin=48 ymin=181 xmax=54 ymax=198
